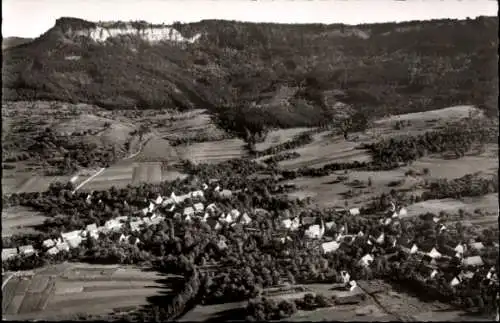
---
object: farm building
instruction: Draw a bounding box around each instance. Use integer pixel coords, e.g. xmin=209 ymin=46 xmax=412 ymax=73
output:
xmin=321 ymin=241 xmax=340 ymax=254
xmin=462 ymin=256 xmax=484 ymax=267
xmin=194 ymin=203 xmax=204 ymax=213
xmin=358 ymin=254 xmax=374 ymax=267
xmin=348 ymin=280 xmax=358 ymax=292
xmin=42 ymin=239 xmax=56 ymax=249
xmin=141 ymin=208 xmax=149 ymax=216
xmin=201 ymin=213 xmax=210 ymax=222
xmin=349 ymin=208 xmax=360 ymax=216
xmin=392 ymin=212 xmax=399 ymax=218
xmin=221 ymin=213 xmax=234 ymax=224
xmin=410 ymin=244 xmax=419 ymax=254
xmin=2 ymin=248 xmax=18 ymax=261
xmin=428 ymin=247 xmax=442 ymax=259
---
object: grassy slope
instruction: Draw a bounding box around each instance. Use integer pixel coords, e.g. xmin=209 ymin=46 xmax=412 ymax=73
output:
xmin=2 ymin=17 xmax=498 ymax=134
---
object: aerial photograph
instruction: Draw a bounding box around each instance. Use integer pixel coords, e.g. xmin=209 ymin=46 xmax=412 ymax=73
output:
xmin=1 ymin=0 xmax=498 ymax=321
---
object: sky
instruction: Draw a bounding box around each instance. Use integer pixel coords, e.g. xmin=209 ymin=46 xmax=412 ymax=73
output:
xmin=2 ymin=0 xmax=498 ymax=38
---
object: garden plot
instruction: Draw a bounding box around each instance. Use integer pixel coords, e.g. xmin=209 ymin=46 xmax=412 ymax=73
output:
xmin=131 ymin=162 xmax=163 ymax=185
xmin=2 ymin=263 xmax=180 ymax=321
xmin=278 ymin=133 xmax=371 ymax=170
xmin=175 ymin=138 xmax=247 ymax=164
xmin=2 ymin=207 xmax=48 ymax=237
xmin=255 ymin=127 xmax=314 ymax=152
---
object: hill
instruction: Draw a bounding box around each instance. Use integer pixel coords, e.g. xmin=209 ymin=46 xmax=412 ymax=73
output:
xmin=2 ymin=37 xmax=33 ymax=50
xmin=2 ymin=16 xmax=498 ymax=137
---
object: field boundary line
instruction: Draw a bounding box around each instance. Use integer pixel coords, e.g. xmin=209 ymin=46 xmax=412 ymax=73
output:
xmin=72 ymin=168 xmax=106 ymax=193
xmin=2 ymin=272 xmax=18 ymax=290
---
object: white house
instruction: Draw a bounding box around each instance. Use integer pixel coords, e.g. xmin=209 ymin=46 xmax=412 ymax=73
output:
xmin=305 ymin=224 xmax=324 ymax=239
xmin=384 ymin=218 xmax=392 ymax=226
xmin=130 ymin=220 xmax=143 ymax=232
xmin=325 ymin=221 xmax=336 ymax=230
xmin=42 ymin=239 xmax=56 ymax=249
xmin=454 ymin=243 xmax=465 ymax=254
xmin=340 ymin=271 xmax=351 ymax=284
xmin=154 ymin=195 xmax=163 ymax=205
xmin=428 ymin=247 xmax=442 ymax=259
xmin=202 ymin=183 xmax=208 ymax=190
xmin=148 ymin=202 xmax=155 ymax=213
xmin=239 ymin=213 xmax=252 ymax=225
xmin=66 ymin=236 xmax=82 ymax=249
xmin=357 ymin=231 xmax=364 ymax=237
xmin=105 ymin=219 xmax=123 ymax=231
xmin=86 ymin=223 xmax=98 ymax=232
xmin=433 ymin=216 xmax=440 ymax=223
xmin=282 ymin=219 xmax=292 ymax=229
xmin=61 ymin=230 xmax=82 ymax=242
xmin=183 ymin=207 xmax=194 ymax=217
xmin=141 ymin=208 xmax=149 ymax=216
xmin=191 ymin=190 xmax=204 ymax=199
xmin=439 ymin=224 xmax=447 ymax=233
xmin=279 ymin=236 xmax=293 ymax=244
xmin=166 ymin=204 xmax=176 ymax=212
xmin=392 ymin=212 xmax=399 ymax=218
xmin=201 ymin=213 xmax=210 ymax=222
xmin=222 ymin=213 xmax=234 ymax=224
xmin=348 ymin=280 xmax=357 ymax=292
xmin=375 ymin=233 xmax=385 ymax=245
xmin=410 ymin=244 xmax=419 ymax=254
xmin=358 ymin=254 xmax=374 ymax=267
xmin=349 ymin=208 xmax=360 ymax=216
xmin=450 ymin=276 xmax=461 ymax=287
xmin=214 ymin=185 xmax=221 ymax=192
xmin=206 ymin=203 xmax=217 ymax=212
xmin=462 ymin=256 xmax=484 ymax=267
xmin=86 ymin=194 xmax=92 ymax=205
xmin=184 ymin=214 xmax=193 ymax=222
xmin=398 ymin=208 xmax=408 ymax=217
xmin=2 ymin=248 xmax=18 ymax=261
xmin=57 ymin=242 xmax=70 ymax=252
xmin=430 ymin=269 xmax=438 ymax=279
xmin=119 ymin=234 xmax=130 ymax=243
xmin=230 ymin=209 xmax=241 ymax=219
xmin=219 ymin=189 xmax=232 ymax=198
xmin=321 ymin=241 xmax=340 ymax=254
xmin=194 ymin=203 xmax=204 ymax=213
xmin=46 ymin=247 xmax=59 ymax=255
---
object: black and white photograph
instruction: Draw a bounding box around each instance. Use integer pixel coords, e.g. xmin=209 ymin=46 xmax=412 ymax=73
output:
xmin=1 ymin=0 xmax=499 ymax=321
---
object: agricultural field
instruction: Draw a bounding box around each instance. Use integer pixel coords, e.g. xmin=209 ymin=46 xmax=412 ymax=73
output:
xmin=2 ymin=206 xmax=48 ymax=238
xmin=130 ymin=138 xmax=180 ymax=163
xmin=131 ymin=162 xmax=163 ymax=185
xmin=255 ymin=128 xmax=313 ymax=152
xmin=2 ymin=263 xmax=183 ymax=321
xmin=2 ymin=175 xmax=72 ymax=194
xmin=175 ymin=138 xmax=247 ymax=164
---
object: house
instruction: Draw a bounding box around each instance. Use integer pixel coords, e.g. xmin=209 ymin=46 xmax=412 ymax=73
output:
xmin=348 ymin=280 xmax=358 ymax=292
xmin=143 ymin=217 xmax=153 ymax=226
xmin=290 ymin=218 xmax=300 ymax=231
xmin=279 ymin=236 xmax=293 ymax=244
xmin=384 ymin=218 xmax=392 ymax=226
xmin=66 ymin=236 xmax=82 ymax=249
xmin=61 ymin=230 xmax=82 ymax=241
xmin=42 ymin=239 xmax=56 ymax=249
xmin=191 ymin=190 xmax=204 ymax=199
xmin=282 ymin=219 xmax=292 ymax=229
xmin=46 ymin=247 xmax=59 ymax=255
xmin=194 ymin=203 xmax=204 ymax=213
xmin=305 ymin=224 xmax=324 ymax=239
xmin=85 ymin=223 xmax=98 ymax=233
xmin=97 ymin=226 xmax=109 ymax=234
xmin=166 ymin=204 xmax=176 ymax=212
xmin=459 ymin=271 xmax=475 ymax=280
xmin=148 ymin=202 xmax=155 ymax=213
xmin=239 ymin=213 xmax=252 ymax=225
xmin=206 ymin=203 xmax=217 ymax=212
xmin=183 ymin=207 xmax=194 ymax=217
xmin=410 ymin=244 xmax=419 ymax=254
xmin=217 ymin=240 xmax=228 ymax=251
xmin=214 ymin=185 xmax=221 ymax=192
xmin=428 ymin=247 xmax=442 ymax=259
xmin=325 ymin=221 xmax=336 ymax=230
xmin=462 ymin=256 xmax=484 ymax=267
xmin=429 ymin=269 xmax=439 ymax=279
xmin=230 ymin=209 xmax=241 ymax=219
xmin=340 ymin=271 xmax=351 ymax=284
xmin=392 ymin=212 xmax=399 ymax=218
xmin=349 ymin=208 xmax=360 ymax=216
xmin=2 ymin=248 xmax=18 ymax=261
xmin=450 ymin=276 xmax=461 ymax=287
xmin=398 ymin=208 xmax=408 ymax=217
xmin=321 ymin=241 xmax=340 ymax=254
xmin=357 ymin=231 xmax=364 ymax=237
xmin=454 ymin=243 xmax=465 ymax=254
xmin=141 ymin=208 xmax=149 ymax=216
xmin=433 ymin=216 xmax=440 ymax=223
xmin=375 ymin=233 xmax=385 ymax=245
xmin=57 ymin=242 xmax=70 ymax=252
xmin=154 ymin=195 xmax=163 ymax=205
xmin=438 ymin=224 xmax=447 ymax=232
xmin=119 ymin=234 xmax=130 ymax=243
xmin=219 ymin=189 xmax=232 ymax=198
xmin=469 ymin=242 xmax=485 ymax=251
xmin=202 ymin=183 xmax=208 ymax=190
xmin=201 ymin=213 xmax=210 ymax=222
xmin=184 ymin=214 xmax=193 ymax=222
xmin=358 ymin=254 xmax=374 ymax=267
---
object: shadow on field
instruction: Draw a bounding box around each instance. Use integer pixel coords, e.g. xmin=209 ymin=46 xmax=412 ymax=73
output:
xmin=204 ymin=307 xmax=248 ymax=322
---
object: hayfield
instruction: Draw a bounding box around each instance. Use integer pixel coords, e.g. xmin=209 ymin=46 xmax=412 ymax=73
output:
xmin=131 ymin=162 xmax=163 ymax=185
xmin=255 ymin=127 xmax=314 ymax=152
xmin=2 ymin=207 xmax=48 ymax=238
xmin=2 ymin=263 xmax=182 ymax=321
xmin=175 ymin=138 xmax=247 ymax=164
xmin=277 ymin=132 xmax=371 ymax=170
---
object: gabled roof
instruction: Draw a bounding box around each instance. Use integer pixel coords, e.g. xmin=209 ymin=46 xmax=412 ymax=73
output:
xmin=469 ymin=242 xmax=485 ymax=250
xmin=193 ymin=202 xmax=204 ymax=212
xmin=321 ymin=241 xmax=340 ymax=254
xmin=462 ymin=255 xmax=484 ymax=267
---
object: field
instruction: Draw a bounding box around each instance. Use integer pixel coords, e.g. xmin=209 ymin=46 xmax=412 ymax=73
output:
xmin=277 ymin=132 xmax=372 ymax=170
xmin=131 ymin=162 xmax=163 ymax=185
xmin=2 ymin=263 xmax=183 ymax=321
xmin=175 ymin=138 xmax=247 ymax=164
xmin=255 ymin=128 xmax=313 ymax=152
xmin=130 ymin=138 xmax=180 ymax=163
xmin=2 ymin=175 xmax=72 ymax=194
xmin=2 ymin=207 xmax=48 ymax=238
